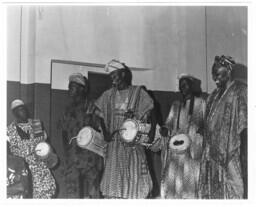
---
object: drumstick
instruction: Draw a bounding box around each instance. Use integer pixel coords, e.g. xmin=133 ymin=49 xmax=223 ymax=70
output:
xmin=140 ymin=143 xmax=152 ymax=148
xmin=27 ymin=149 xmax=41 ymax=156
xmin=110 ymin=128 xmax=127 ymax=139
xmin=140 ymin=136 xmax=162 ymax=148
xmin=69 ymin=136 xmax=77 ymax=144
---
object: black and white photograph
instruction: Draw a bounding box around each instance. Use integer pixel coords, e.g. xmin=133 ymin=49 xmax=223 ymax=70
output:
xmin=1 ymin=0 xmax=255 ymax=204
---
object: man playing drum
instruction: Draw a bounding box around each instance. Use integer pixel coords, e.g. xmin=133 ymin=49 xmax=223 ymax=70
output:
xmin=59 ymin=73 xmax=104 ymax=198
xmin=150 ymin=74 xmax=206 ymax=198
xmin=7 ymin=99 xmax=56 ymax=198
xmin=95 ymin=59 xmax=155 ymax=199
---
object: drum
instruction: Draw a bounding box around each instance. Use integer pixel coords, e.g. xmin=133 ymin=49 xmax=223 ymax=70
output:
xmin=162 ymin=134 xmax=200 ymax=199
xmin=120 ymin=119 xmax=151 ymax=143
xmin=76 ymin=126 xmax=106 ymax=157
xmin=35 ymin=142 xmax=58 ymax=168
xmin=35 ymin=142 xmax=52 ymax=160
xmin=169 ymin=134 xmax=191 ymax=154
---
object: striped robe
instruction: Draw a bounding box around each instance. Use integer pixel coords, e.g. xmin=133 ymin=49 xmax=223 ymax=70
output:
xmin=95 ymin=85 xmax=153 ymax=199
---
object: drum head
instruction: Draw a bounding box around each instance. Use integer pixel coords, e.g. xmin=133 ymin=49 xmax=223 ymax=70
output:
xmin=169 ymin=134 xmax=191 ymax=153
xmin=120 ymin=119 xmax=138 ymax=142
xmin=77 ymin=127 xmax=93 ymax=147
xmin=35 ymin=142 xmax=50 ymax=157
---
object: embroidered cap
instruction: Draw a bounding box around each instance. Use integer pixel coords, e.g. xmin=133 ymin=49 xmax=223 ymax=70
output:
xmin=11 ymin=99 xmax=25 ymax=110
xmin=104 ymin=59 xmax=126 ymax=73
xmin=178 ymin=73 xmax=197 ymax=82
xmin=69 ymin=73 xmax=86 ymax=86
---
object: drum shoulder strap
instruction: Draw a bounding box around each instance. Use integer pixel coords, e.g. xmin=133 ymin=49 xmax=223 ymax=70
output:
xmin=127 ymin=86 xmax=142 ymax=112
xmin=31 ymin=119 xmax=44 ymax=137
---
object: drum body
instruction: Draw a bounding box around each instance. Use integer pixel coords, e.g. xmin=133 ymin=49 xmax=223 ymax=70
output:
xmin=35 ymin=142 xmax=58 ymax=168
xmin=77 ymin=127 xmax=106 ymax=157
xmin=161 ymin=134 xmax=200 ymax=199
xmin=120 ymin=119 xmax=151 ymax=143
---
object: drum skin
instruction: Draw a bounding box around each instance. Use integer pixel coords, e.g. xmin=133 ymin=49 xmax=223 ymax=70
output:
xmin=161 ymin=134 xmax=200 ymax=199
xmin=35 ymin=142 xmax=58 ymax=168
xmin=77 ymin=127 xmax=94 ymax=147
xmin=120 ymin=119 xmax=151 ymax=143
xmin=35 ymin=142 xmax=51 ymax=160
xmin=120 ymin=119 xmax=138 ymax=143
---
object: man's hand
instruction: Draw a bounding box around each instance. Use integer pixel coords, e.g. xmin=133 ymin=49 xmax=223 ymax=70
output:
xmin=124 ymin=110 xmax=135 ymax=119
xmin=159 ymin=126 xmax=169 ymax=137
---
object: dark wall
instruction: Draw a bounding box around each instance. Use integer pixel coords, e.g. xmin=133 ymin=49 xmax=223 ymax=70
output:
xmin=7 ymin=81 xmax=51 ymax=134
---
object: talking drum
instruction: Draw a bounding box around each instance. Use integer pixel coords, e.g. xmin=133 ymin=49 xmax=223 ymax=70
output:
xmin=120 ymin=119 xmax=151 ymax=143
xmin=161 ymin=133 xmax=200 ymax=199
xmin=76 ymin=126 xmax=106 ymax=157
xmin=35 ymin=142 xmax=58 ymax=168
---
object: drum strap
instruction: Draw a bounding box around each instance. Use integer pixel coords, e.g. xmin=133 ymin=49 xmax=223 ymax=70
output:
xmin=15 ymin=125 xmax=30 ymax=140
xmin=31 ymin=119 xmax=44 ymax=138
xmin=127 ymin=86 xmax=142 ymax=113
xmin=176 ymin=98 xmax=194 ymax=134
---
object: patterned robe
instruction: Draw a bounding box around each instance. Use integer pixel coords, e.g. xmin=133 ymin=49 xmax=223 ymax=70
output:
xmin=59 ymin=99 xmax=103 ymax=198
xmin=95 ymin=86 xmax=154 ymax=199
xmin=7 ymin=119 xmax=56 ymax=198
xmin=151 ymin=96 xmax=206 ymax=175
xmin=199 ymin=80 xmax=247 ymax=199
xmin=7 ymin=154 xmax=31 ymax=198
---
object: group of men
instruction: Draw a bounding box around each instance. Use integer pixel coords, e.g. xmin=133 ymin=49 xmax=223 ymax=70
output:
xmin=7 ymin=55 xmax=247 ymax=199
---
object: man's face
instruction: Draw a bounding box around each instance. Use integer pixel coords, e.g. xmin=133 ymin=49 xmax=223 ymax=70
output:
xmin=212 ymin=66 xmax=230 ymax=89
xmin=68 ymin=82 xmax=85 ymax=98
xmin=179 ymin=78 xmax=192 ymax=97
xmin=110 ymin=70 xmax=125 ymax=90
xmin=13 ymin=105 xmax=28 ymax=122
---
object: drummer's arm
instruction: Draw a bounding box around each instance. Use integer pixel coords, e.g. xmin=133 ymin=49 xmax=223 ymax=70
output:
xmin=99 ymin=117 xmax=112 ymax=142
xmin=149 ymin=137 xmax=162 ymax=152
xmin=94 ymin=108 xmax=112 ymax=142
xmin=42 ymin=130 xmax=47 ymax=141
xmin=148 ymin=109 xmax=157 ymax=144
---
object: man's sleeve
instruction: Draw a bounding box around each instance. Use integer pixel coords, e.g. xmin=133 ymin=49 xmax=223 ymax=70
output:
xmin=237 ymin=87 xmax=247 ymax=134
xmin=94 ymin=91 xmax=107 ymax=119
xmin=136 ymin=88 xmax=154 ymax=120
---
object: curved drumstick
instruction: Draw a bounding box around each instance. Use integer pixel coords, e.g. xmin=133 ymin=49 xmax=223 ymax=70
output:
xmin=27 ymin=149 xmax=43 ymax=156
xmin=69 ymin=136 xmax=77 ymax=144
xmin=140 ymin=136 xmax=162 ymax=148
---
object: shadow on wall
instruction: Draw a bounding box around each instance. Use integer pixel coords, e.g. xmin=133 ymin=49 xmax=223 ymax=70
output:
xmin=232 ymin=63 xmax=247 ymax=84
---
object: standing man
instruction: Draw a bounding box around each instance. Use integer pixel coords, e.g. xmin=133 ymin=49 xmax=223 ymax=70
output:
xmin=95 ymin=59 xmax=155 ymax=199
xmin=151 ymin=74 xmax=206 ymax=170
xmin=59 ymin=73 xmax=103 ymax=198
xmin=150 ymin=74 xmax=206 ymax=198
xmin=199 ymin=55 xmax=247 ymax=199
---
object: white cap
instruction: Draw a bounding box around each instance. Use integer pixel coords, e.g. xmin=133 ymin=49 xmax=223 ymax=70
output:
xmin=69 ymin=73 xmax=86 ymax=86
xmin=178 ymin=73 xmax=196 ymax=81
xmin=11 ymin=99 xmax=25 ymax=110
xmin=104 ymin=59 xmax=126 ymax=73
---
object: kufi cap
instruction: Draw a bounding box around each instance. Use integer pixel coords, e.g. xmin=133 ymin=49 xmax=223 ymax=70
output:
xmin=69 ymin=73 xmax=86 ymax=86
xmin=104 ymin=59 xmax=126 ymax=73
xmin=11 ymin=99 xmax=25 ymax=110
xmin=178 ymin=73 xmax=198 ymax=81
